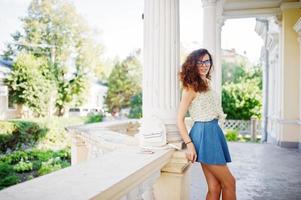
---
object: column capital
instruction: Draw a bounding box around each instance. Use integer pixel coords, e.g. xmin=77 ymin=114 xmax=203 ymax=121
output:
xmin=293 ymin=18 xmax=301 ymax=44
xmin=294 ymin=17 xmax=301 ymax=37
xmin=201 ymin=0 xmax=218 ymax=7
xmin=216 ymin=16 xmax=225 ymax=29
xmin=266 ymin=32 xmax=279 ymax=51
xmin=272 ymin=14 xmax=282 ymax=27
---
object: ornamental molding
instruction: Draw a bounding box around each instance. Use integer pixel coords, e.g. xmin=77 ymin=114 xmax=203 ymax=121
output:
xmin=201 ymin=0 xmax=218 ymax=7
xmin=280 ymin=2 xmax=301 ymax=11
xmin=266 ymin=32 xmax=279 ymax=51
xmin=294 ymin=17 xmax=301 ymax=34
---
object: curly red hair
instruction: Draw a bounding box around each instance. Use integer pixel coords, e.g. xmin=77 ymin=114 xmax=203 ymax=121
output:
xmin=179 ymin=48 xmax=213 ymax=92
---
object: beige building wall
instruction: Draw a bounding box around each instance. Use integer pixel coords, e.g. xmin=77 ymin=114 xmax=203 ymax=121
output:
xmin=279 ymin=9 xmax=301 ymax=145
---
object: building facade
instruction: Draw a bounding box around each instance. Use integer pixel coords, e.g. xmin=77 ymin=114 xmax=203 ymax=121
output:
xmin=141 ymin=0 xmax=301 ymax=151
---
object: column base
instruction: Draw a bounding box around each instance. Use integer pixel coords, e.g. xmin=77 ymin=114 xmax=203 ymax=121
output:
xmin=268 ymin=133 xmax=299 ymax=148
xmin=154 ymin=150 xmax=191 ymax=200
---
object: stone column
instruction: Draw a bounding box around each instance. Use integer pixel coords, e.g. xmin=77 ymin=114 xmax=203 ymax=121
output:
xmin=142 ymin=2 xmax=191 ymax=199
xmin=215 ymin=14 xmax=224 ymax=99
xmin=142 ymin=0 xmax=182 ymax=145
xmin=201 ymin=0 xmax=222 ymax=95
xmin=266 ymin=30 xmax=280 ymax=143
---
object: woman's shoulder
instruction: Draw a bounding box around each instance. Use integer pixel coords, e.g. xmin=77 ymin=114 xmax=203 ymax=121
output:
xmin=182 ymin=86 xmax=198 ymax=100
xmin=182 ymin=86 xmax=197 ymax=94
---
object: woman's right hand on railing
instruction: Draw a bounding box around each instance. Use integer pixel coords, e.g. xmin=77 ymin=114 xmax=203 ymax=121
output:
xmin=186 ymin=142 xmax=197 ymax=163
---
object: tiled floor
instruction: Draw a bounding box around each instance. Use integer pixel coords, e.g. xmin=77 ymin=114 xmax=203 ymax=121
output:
xmin=189 ymin=142 xmax=301 ymax=200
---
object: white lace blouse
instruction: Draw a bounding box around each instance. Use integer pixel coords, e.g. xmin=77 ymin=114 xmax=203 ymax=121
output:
xmin=188 ymin=84 xmax=226 ymax=124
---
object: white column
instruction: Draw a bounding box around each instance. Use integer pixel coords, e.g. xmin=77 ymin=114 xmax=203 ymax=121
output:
xmin=201 ymin=0 xmax=223 ymax=96
xmin=267 ymin=31 xmax=280 ymax=142
xmin=142 ymin=0 xmax=181 ymax=145
xmin=215 ymin=15 xmax=224 ymax=98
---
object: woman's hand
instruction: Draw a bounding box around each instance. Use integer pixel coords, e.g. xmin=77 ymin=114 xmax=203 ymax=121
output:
xmin=186 ymin=142 xmax=197 ymax=163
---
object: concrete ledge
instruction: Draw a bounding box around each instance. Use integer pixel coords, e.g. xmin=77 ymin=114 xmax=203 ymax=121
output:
xmin=66 ymin=119 xmax=140 ymax=134
xmin=0 ymin=146 xmax=174 ymax=200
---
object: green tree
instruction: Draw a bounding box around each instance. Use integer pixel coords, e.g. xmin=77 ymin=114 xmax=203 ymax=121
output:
xmin=5 ymin=52 xmax=54 ymax=117
xmin=222 ymin=61 xmax=262 ymax=89
xmin=104 ymin=50 xmax=142 ymax=115
xmin=222 ymin=79 xmax=262 ymax=120
xmin=128 ymin=92 xmax=142 ymax=119
xmin=222 ymin=62 xmax=247 ymax=85
xmin=221 ymin=60 xmax=263 ymax=120
xmin=3 ymin=0 xmax=104 ymax=116
xmin=104 ymin=61 xmax=140 ymax=114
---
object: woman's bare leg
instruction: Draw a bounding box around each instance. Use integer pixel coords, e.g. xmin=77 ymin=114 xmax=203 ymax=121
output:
xmin=201 ymin=163 xmax=222 ymax=200
xmin=202 ymin=163 xmax=236 ymax=200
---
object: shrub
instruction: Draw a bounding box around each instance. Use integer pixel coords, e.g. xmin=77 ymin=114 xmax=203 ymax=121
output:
xmin=222 ymin=79 xmax=262 ymax=120
xmin=0 ymin=121 xmax=17 ymax=152
xmin=53 ymin=149 xmax=71 ymax=160
xmin=85 ymin=113 xmax=104 ymax=124
xmin=29 ymin=149 xmax=55 ymax=162
xmin=38 ymin=163 xmax=62 ymax=176
xmin=0 ymin=175 xmax=20 ymax=189
xmin=27 ymin=175 xmax=34 ymax=180
xmin=13 ymin=160 xmax=33 ymax=172
xmin=0 ymin=151 xmax=29 ymax=165
xmin=225 ymin=129 xmax=239 ymax=141
xmin=0 ymin=162 xmax=15 ymax=178
xmin=0 ymin=121 xmax=48 ymax=153
xmin=0 ymin=162 xmax=20 ymax=189
xmin=0 ymin=148 xmax=71 ymax=190
xmin=37 ymin=157 xmax=69 ymax=176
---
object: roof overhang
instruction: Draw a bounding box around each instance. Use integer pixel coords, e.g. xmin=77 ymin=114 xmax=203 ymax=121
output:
xmin=222 ymin=0 xmax=300 ymax=19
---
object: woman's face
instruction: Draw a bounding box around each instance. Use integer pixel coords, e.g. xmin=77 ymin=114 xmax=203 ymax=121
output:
xmin=196 ymin=54 xmax=211 ymax=78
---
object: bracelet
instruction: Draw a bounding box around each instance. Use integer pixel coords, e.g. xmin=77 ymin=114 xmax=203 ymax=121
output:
xmin=185 ymin=141 xmax=192 ymax=145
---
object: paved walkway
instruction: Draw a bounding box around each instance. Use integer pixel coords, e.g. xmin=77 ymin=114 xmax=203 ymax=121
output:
xmin=189 ymin=142 xmax=301 ymax=200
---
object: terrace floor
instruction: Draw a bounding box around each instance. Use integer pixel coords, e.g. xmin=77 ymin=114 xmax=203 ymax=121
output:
xmin=189 ymin=142 xmax=301 ymax=200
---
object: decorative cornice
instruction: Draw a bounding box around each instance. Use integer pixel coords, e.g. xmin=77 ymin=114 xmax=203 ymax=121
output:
xmin=223 ymin=0 xmax=281 ymax=11
xmin=223 ymin=8 xmax=281 ymax=19
xmin=280 ymin=2 xmax=301 ymax=11
xmin=201 ymin=0 xmax=218 ymax=7
xmin=266 ymin=32 xmax=279 ymax=51
xmin=216 ymin=0 xmax=224 ymax=28
xmin=255 ymin=18 xmax=268 ymax=38
xmin=271 ymin=14 xmax=282 ymax=27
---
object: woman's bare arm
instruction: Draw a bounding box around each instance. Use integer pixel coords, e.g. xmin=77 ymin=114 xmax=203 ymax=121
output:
xmin=177 ymin=87 xmax=196 ymax=143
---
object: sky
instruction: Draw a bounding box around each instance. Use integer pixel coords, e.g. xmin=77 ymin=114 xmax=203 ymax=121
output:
xmin=0 ymin=0 xmax=263 ymax=64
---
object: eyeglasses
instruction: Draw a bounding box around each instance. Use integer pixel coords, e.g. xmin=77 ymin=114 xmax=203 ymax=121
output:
xmin=196 ymin=60 xmax=211 ymax=66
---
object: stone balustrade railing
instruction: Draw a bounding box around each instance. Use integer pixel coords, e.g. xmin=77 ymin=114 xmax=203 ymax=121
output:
xmin=0 ymin=119 xmax=191 ymax=200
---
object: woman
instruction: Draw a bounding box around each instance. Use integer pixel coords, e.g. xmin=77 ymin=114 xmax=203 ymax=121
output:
xmin=177 ymin=49 xmax=236 ymax=200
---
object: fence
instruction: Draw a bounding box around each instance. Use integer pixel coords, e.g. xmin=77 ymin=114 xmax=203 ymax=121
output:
xmin=224 ymin=118 xmax=261 ymax=142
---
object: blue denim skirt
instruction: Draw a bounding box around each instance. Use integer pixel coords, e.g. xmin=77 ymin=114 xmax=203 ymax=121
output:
xmin=189 ymin=119 xmax=231 ymax=165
